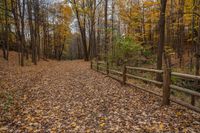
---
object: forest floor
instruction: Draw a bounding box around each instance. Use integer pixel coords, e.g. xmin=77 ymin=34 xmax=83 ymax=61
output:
xmin=0 ymin=52 xmax=200 ymax=132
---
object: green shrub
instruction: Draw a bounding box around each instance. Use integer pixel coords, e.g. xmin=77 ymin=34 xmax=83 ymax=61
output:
xmin=111 ymin=36 xmax=142 ymax=64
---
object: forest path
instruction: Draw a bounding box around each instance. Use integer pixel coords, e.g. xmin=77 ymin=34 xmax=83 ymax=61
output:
xmin=0 ymin=59 xmax=200 ymax=132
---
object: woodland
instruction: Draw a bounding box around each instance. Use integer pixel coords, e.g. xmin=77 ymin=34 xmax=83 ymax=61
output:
xmin=0 ymin=0 xmax=200 ymax=132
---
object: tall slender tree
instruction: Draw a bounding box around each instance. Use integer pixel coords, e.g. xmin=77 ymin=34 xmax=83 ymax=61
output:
xmin=156 ymin=0 xmax=167 ymax=81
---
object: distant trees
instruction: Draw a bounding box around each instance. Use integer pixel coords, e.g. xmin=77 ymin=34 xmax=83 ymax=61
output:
xmin=11 ymin=0 xmax=26 ymax=66
xmin=93 ymin=0 xmax=200 ymax=75
xmin=71 ymin=0 xmax=88 ymax=61
xmin=0 ymin=0 xmax=72 ymax=66
xmin=70 ymin=0 xmax=102 ymax=61
xmin=1 ymin=0 xmax=200 ymax=77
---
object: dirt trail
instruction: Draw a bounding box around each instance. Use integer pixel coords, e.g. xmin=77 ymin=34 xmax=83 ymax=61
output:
xmin=0 ymin=55 xmax=200 ymax=132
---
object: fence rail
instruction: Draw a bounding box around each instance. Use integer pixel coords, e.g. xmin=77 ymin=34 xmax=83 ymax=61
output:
xmin=109 ymin=69 xmax=123 ymax=75
xmin=91 ymin=60 xmax=200 ymax=113
xmin=172 ymin=72 xmax=200 ymax=80
xmin=170 ymin=85 xmax=200 ymax=97
xmin=126 ymin=66 xmax=163 ymax=74
xmin=126 ymin=73 xmax=163 ymax=85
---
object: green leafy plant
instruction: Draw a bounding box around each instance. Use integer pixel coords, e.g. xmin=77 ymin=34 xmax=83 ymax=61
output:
xmin=111 ymin=36 xmax=142 ymax=64
xmin=2 ymin=93 xmax=14 ymax=113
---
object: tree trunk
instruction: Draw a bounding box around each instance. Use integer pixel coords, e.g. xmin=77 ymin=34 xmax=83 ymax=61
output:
xmin=72 ymin=0 xmax=89 ymax=61
xmin=4 ymin=0 xmax=9 ymax=60
xmin=104 ymin=0 xmax=108 ymax=61
xmin=156 ymin=0 xmax=167 ymax=81
xmin=34 ymin=0 xmax=40 ymax=61
xmin=27 ymin=0 xmax=37 ymax=65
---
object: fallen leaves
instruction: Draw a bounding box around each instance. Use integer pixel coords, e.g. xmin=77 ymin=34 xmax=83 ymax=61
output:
xmin=70 ymin=122 xmax=77 ymax=128
xmin=0 ymin=53 xmax=200 ymax=132
xmin=176 ymin=111 xmax=182 ymax=116
xmin=0 ymin=126 xmax=8 ymax=132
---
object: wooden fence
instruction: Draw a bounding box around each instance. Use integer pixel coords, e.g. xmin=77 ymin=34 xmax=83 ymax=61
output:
xmin=91 ymin=60 xmax=200 ymax=113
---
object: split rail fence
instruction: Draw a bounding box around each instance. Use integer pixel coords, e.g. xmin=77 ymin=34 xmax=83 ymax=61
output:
xmin=91 ymin=60 xmax=200 ymax=113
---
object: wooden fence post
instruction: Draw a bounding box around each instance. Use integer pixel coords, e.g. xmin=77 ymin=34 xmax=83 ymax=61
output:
xmin=91 ymin=60 xmax=93 ymax=69
xmin=162 ymin=54 xmax=171 ymax=105
xmin=96 ymin=58 xmax=99 ymax=72
xmin=191 ymin=95 xmax=195 ymax=106
xmin=106 ymin=60 xmax=109 ymax=75
xmin=192 ymin=75 xmax=199 ymax=106
xmin=123 ymin=64 xmax=127 ymax=85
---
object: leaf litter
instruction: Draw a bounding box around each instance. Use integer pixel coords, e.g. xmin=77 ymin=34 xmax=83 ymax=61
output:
xmin=0 ymin=53 xmax=200 ymax=132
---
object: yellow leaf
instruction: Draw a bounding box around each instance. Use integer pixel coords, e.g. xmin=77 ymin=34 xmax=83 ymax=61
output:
xmin=71 ymin=122 xmax=77 ymax=128
xmin=86 ymin=129 xmax=91 ymax=133
xmin=176 ymin=112 xmax=182 ymax=116
xmin=99 ymin=123 xmax=105 ymax=127
xmin=159 ymin=123 xmax=164 ymax=130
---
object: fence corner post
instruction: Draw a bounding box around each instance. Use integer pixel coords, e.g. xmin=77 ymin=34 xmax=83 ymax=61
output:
xmin=123 ymin=63 xmax=127 ymax=85
xmin=162 ymin=54 xmax=171 ymax=106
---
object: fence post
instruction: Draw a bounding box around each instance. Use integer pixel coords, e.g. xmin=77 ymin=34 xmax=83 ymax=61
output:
xmin=162 ymin=54 xmax=171 ymax=105
xmin=96 ymin=58 xmax=99 ymax=72
xmin=106 ymin=60 xmax=109 ymax=75
xmin=91 ymin=60 xmax=93 ymax=69
xmin=191 ymin=95 xmax=195 ymax=106
xmin=123 ymin=64 xmax=127 ymax=85
xmin=192 ymin=75 xmax=199 ymax=105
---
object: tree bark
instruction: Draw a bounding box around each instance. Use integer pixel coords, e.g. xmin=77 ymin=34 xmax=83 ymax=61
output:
xmin=72 ymin=0 xmax=89 ymax=61
xmin=104 ymin=0 xmax=108 ymax=61
xmin=156 ymin=0 xmax=167 ymax=81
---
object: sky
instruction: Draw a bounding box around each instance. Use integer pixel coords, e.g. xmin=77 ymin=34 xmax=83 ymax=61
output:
xmin=51 ymin=0 xmax=64 ymax=3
